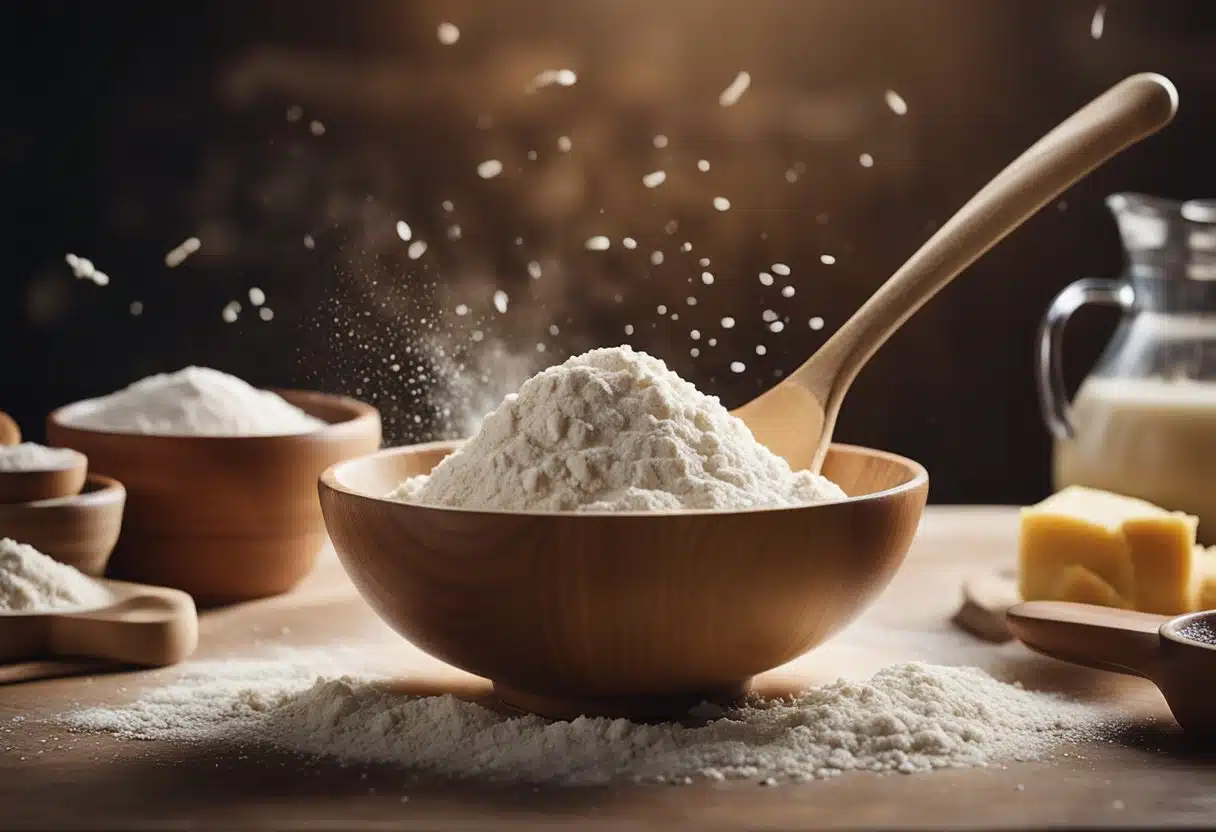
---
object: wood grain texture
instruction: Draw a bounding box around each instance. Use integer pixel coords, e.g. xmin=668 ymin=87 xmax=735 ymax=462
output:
xmin=0 ymin=473 xmax=125 ymax=576
xmin=319 ymin=441 xmax=928 ymax=718
xmin=0 ymin=448 xmax=87 ymax=504
xmin=46 ymin=390 xmax=381 ymax=604
xmin=733 ymin=73 xmax=1178 ymax=475
xmin=2 ymin=507 xmax=1214 ymax=830
xmin=0 ymin=578 xmax=198 ymax=675
xmin=0 ymin=658 xmax=115 ymax=685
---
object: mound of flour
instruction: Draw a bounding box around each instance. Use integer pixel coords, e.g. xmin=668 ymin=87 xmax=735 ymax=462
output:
xmin=0 ymin=443 xmax=80 ymax=472
xmin=391 ymin=346 xmax=845 ymax=511
xmin=0 ymin=538 xmax=111 ymax=612
xmin=63 ymin=654 xmax=1097 ymax=785
xmin=60 ymin=367 xmax=325 ymax=437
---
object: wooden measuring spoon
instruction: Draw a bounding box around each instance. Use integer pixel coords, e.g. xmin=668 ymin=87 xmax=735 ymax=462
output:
xmin=1007 ymin=600 xmax=1216 ymax=735
xmin=734 ymin=73 xmax=1179 ymax=473
xmin=0 ymin=578 xmax=199 ymax=683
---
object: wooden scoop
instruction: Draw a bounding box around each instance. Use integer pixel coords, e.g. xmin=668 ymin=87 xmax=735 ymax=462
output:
xmin=734 ymin=73 xmax=1179 ymax=473
xmin=1007 ymin=601 xmax=1216 ymax=735
xmin=0 ymin=578 xmax=199 ymax=683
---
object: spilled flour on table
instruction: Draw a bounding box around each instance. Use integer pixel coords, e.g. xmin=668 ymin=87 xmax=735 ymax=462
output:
xmin=62 ymin=649 xmax=1101 ymax=785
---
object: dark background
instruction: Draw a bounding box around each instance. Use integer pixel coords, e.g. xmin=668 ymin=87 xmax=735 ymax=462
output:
xmin=1 ymin=0 xmax=1211 ymax=504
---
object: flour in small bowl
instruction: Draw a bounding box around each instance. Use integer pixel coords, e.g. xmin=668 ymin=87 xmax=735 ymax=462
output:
xmin=0 ymin=538 xmax=112 ymax=613
xmin=390 ymin=346 xmax=845 ymax=511
xmin=58 ymin=367 xmax=326 ymax=437
xmin=0 ymin=443 xmax=81 ymax=472
xmin=61 ymin=653 xmax=1100 ymax=785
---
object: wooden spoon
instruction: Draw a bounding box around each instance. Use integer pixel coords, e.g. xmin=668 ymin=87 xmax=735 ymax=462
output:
xmin=734 ymin=73 xmax=1179 ymax=473
xmin=0 ymin=578 xmax=199 ymax=683
xmin=1007 ymin=601 xmax=1216 ymax=735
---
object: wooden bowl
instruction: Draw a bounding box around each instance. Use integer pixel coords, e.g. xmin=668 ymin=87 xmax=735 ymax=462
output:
xmin=319 ymin=441 xmax=929 ymax=719
xmin=47 ymin=390 xmax=382 ymax=604
xmin=0 ymin=473 xmax=126 ymax=576
xmin=0 ymin=448 xmax=88 ymax=504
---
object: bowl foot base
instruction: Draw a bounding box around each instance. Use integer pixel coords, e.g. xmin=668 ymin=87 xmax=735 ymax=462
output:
xmin=492 ymin=680 xmax=752 ymax=721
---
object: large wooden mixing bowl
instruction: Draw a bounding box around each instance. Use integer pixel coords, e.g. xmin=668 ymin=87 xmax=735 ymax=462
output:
xmin=319 ymin=441 xmax=928 ymax=719
xmin=48 ymin=390 xmax=381 ymax=604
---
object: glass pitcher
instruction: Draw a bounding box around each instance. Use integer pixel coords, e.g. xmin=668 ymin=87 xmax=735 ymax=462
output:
xmin=1038 ymin=192 xmax=1216 ymax=543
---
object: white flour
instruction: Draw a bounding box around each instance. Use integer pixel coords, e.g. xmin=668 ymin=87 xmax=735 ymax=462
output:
xmin=0 ymin=443 xmax=80 ymax=472
xmin=58 ymin=367 xmax=326 ymax=437
xmin=63 ymin=652 xmax=1096 ymax=785
xmin=391 ymin=346 xmax=846 ymax=511
xmin=0 ymin=538 xmax=112 ymax=613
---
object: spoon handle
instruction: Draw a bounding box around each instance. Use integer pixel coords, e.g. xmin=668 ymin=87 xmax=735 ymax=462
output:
xmin=1006 ymin=600 xmax=1167 ymax=680
xmin=47 ymin=591 xmax=198 ymax=668
xmin=804 ymin=73 xmax=1178 ymax=401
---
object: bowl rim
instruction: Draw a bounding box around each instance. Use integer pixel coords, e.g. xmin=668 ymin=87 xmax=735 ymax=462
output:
xmin=0 ymin=472 xmax=125 ymax=511
xmin=0 ymin=446 xmax=88 ymax=475
xmin=320 ymin=440 xmax=929 ymax=518
xmin=1160 ymin=609 xmax=1216 ymax=651
xmin=47 ymin=387 xmax=379 ymax=444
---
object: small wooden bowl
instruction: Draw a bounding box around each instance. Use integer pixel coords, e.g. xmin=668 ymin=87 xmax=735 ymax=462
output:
xmin=0 ymin=448 xmax=88 ymax=504
xmin=46 ymin=390 xmax=381 ymax=604
xmin=0 ymin=473 xmax=126 ymax=576
xmin=319 ymin=441 xmax=929 ymax=719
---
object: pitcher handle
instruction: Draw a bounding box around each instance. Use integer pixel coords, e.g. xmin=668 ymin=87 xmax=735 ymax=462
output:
xmin=1036 ymin=279 xmax=1136 ymax=440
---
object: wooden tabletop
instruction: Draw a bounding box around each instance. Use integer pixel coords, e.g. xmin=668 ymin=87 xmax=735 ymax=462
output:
xmin=2 ymin=507 xmax=1214 ymax=830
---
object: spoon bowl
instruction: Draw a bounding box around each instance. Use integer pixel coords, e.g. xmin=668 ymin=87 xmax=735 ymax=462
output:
xmin=1007 ymin=601 xmax=1216 ymax=735
xmin=319 ymin=441 xmax=928 ymax=719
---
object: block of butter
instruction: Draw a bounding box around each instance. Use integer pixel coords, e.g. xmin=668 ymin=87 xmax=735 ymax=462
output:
xmin=1053 ymin=564 xmax=1128 ymax=608
xmin=1019 ymin=486 xmax=1199 ymax=615
xmin=1123 ymin=514 xmax=1199 ymax=614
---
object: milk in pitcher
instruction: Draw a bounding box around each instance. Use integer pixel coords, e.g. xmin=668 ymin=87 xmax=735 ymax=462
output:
xmin=1054 ymin=375 xmax=1216 ymax=539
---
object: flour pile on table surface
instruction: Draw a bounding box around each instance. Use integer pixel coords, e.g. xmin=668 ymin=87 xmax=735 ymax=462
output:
xmin=390 ymin=345 xmax=846 ymax=512
xmin=0 ymin=538 xmax=112 ymax=613
xmin=0 ymin=443 xmax=80 ymax=472
xmin=63 ymin=655 xmax=1097 ymax=785
xmin=57 ymin=367 xmax=325 ymax=437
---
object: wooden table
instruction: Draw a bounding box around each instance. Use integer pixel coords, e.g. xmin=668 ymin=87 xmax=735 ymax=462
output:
xmin=2 ymin=507 xmax=1214 ymax=830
